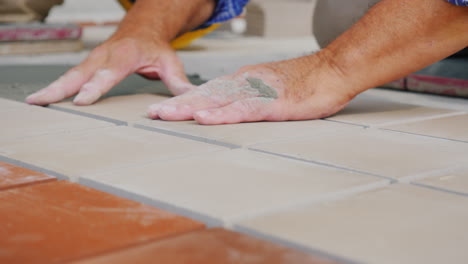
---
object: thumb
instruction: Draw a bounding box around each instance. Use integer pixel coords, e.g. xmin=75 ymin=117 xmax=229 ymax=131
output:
xmin=157 ymin=51 xmax=196 ymax=96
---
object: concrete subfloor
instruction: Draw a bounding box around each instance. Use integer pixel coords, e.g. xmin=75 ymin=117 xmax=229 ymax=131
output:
xmin=1 ymin=32 xmax=468 ymax=264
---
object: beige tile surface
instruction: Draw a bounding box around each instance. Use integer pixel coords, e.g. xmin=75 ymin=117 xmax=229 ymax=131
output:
xmin=0 ymin=103 xmax=112 ymax=145
xmin=82 ymin=149 xmax=389 ymax=223
xmin=53 ymin=94 xmax=169 ymax=123
xmin=0 ymin=98 xmax=27 ymax=112
xmin=414 ymin=167 xmax=468 ymax=195
xmin=383 ymin=114 xmax=468 ymax=142
xmin=239 ymin=184 xmax=468 ymax=264
xmin=252 ymin=126 xmax=468 ymax=179
xmin=137 ymin=119 xmax=348 ymax=147
xmin=0 ymin=126 xmax=222 ymax=179
xmin=327 ymin=93 xmax=457 ymax=127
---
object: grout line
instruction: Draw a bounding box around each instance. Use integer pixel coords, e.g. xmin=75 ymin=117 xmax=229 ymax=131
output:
xmin=379 ymin=128 xmax=468 ymax=144
xmin=321 ymin=118 xmax=369 ymax=128
xmin=48 ymin=105 xmax=128 ymax=126
xmin=0 ymin=155 xmax=69 ymax=180
xmin=248 ymin=148 xmax=397 ymax=183
xmin=233 ymin=225 xmax=364 ymax=264
xmin=226 ymin=180 xmax=391 ymax=225
xmin=397 ymin=165 xmax=466 ymax=184
xmin=410 ymin=182 xmax=468 ymax=198
xmin=133 ymin=124 xmax=241 ymax=149
xmin=374 ymin=111 xmax=467 ymax=128
xmin=79 ymin=177 xmax=224 ymax=228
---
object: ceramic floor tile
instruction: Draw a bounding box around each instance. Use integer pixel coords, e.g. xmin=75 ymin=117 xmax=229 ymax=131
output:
xmin=383 ymin=114 xmax=468 ymax=142
xmin=238 ymin=184 xmax=468 ymax=264
xmin=0 ymin=161 xmax=56 ymax=191
xmin=414 ymin=167 xmax=468 ymax=195
xmin=252 ymin=126 xmax=468 ymax=179
xmin=0 ymin=180 xmax=204 ymax=264
xmin=82 ymin=149 xmax=388 ymax=223
xmin=72 ymin=228 xmax=339 ymax=264
xmin=326 ymin=93 xmax=457 ymax=127
xmin=0 ymin=126 xmax=222 ymax=180
xmin=0 ymin=102 xmax=112 ymax=145
xmin=0 ymin=98 xmax=27 ymax=113
xmin=136 ymin=119 xmax=349 ymax=147
xmin=52 ymin=94 xmax=169 ymax=124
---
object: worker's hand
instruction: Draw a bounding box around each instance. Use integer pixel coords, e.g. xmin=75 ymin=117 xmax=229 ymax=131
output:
xmin=147 ymin=53 xmax=361 ymax=125
xmin=26 ymin=36 xmax=194 ymax=106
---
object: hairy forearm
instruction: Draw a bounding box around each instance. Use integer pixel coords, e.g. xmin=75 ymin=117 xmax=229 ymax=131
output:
xmin=322 ymin=0 xmax=468 ymax=94
xmin=111 ymin=0 xmax=216 ymax=43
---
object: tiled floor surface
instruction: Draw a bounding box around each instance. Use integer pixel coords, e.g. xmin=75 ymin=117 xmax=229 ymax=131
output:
xmin=1 ymin=87 xmax=467 ymax=264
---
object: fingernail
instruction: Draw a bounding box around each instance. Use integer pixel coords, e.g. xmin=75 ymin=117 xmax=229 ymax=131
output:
xmin=73 ymin=90 xmax=100 ymax=105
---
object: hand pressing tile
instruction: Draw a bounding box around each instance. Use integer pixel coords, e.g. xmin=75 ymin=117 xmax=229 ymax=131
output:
xmin=413 ymin=166 xmax=468 ymax=195
xmin=53 ymin=94 xmax=169 ymax=124
xmin=136 ymin=119 xmax=349 ymax=147
xmin=0 ymin=126 xmax=223 ymax=180
xmin=252 ymin=126 xmax=468 ymax=179
xmin=82 ymin=149 xmax=389 ymax=224
xmin=238 ymin=184 xmax=468 ymax=264
xmin=0 ymin=102 xmax=111 ymax=145
xmin=0 ymin=181 xmax=204 ymax=264
xmin=71 ymin=228 xmax=340 ymax=264
xmin=0 ymin=161 xmax=55 ymax=191
xmin=383 ymin=114 xmax=468 ymax=142
xmin=326 ymin=92 xmax=457 ymax=127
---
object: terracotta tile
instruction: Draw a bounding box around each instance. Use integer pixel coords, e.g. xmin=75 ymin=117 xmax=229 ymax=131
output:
xmin=72 ymin=228 xmax=338 ymax=264
xmin=383 ymin=114 xmax=468 ymax=142
xmin=0 ymin=161 xmax=55 ymax=190
xmin=326 ymin=92 xmax=457 ymax=127
xmin=53 ymin=94 xmax=169 ymax=124
xmin=414 ymin=167 xmax=468 ymax=195
xmin=239 ymin=184 xmax=468 ymax=264
xmin=0 ymin=181 xmax=204 ymax=264
xmin=0 ymin=102 xmax=111 ymax=145
xmin=136 ymin=119 xmax=348 ymax=147
xmin=82 ymin=149 xmax=388 ymax=223
xmin=0 ymin=126 xmax=222 ymax=180
xmin=252 ymin=126 xmax=468 ymax=179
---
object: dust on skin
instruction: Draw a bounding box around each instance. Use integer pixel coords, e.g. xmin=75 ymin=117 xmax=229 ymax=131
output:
xmin=246 ymin=77 xmax=279 ymax=99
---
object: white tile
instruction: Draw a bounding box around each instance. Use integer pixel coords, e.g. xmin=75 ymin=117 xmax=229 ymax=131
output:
xmin=0 ymin=103 xmax=111 ymax=144
xmin=0 ymin=126 xmax=222 ymax=179
xmin=252 ymin=126 xmax=468 ymax=179
xmin=82 ymin=149 xmax=388 ymax=223
xmin=0 ymin=98 xmax=26 ymax=113
xmin=239 ymin=184 xmax=468 ymax=264
xmin=414 ymin=167 xmax=468 ymax=195
xmin=384 ymin=114 xmax=468 ymax=142
xmin=53 ymin=94 xmax=169 ymax=123
xmin=327 ymin=93 xmax=457 ymax=126
xmin=136 ymin=119 xmax=349 ymax=147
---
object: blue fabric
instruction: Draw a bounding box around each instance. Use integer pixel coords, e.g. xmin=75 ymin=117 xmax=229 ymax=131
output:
xmin=446 ymin=0 xmax=468 ymax=6
xmin=199 ymin=0 xmax=250 ymax=28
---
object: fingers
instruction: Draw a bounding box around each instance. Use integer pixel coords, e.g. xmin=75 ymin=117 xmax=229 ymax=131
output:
xmin=194 ymin=98 xmax=276 ymax=125
xmin=154 ymin=51 xmax=196 ymax=96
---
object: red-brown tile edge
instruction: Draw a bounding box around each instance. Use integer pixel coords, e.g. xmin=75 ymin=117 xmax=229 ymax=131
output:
xmin=70 ymin=228 xmax=342 ymax=264
xmin=0 ymin=155 xmax=68 ymax=180
xmin=0 ymin=160 xmax=57 ymax=191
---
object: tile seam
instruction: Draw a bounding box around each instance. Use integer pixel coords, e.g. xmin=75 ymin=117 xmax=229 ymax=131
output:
xmin=233 ymin=225 xmax=364 ymax=264
xmin=373 ymin=111 xmax=466 ymax=128
xmin=79 ymin=177 xmax=224 ymax=228
xmin=410 ymin=182 xmax=468 ymax=198
xmin=133 ymin=124 xmax=241 ymax=149
xmin=321 ymin=118 xmax=369 ymax=128
xmin=379 ymin=128 xmax=468 ymax=144
xmin=248 ymin=148 xmax=396 ymax=182
xmin=397 ymin=165 xmax=468 ymax=184
xmin=47 ymin=105 xmax=128 ymax=126
xmin=0 ymin=155 xmax=69 ymax=180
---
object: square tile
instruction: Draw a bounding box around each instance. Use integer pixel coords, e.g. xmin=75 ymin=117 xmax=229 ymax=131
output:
xmin=0 ymin=161 xmax=55 ymax=191
xmin=383 ymin=114 xmax=468 ymax=142
xmin=252 ymin=126 xmax=468 ymax=179
xmin=52 ymin=94 xmax=169 ymax=124
xmin=0 ymin=126 xmax=223 ymax=180
xmin=136 ymin=119 xmax=349 ymax=147
xmin=82 ymin=149 xmax=388 ymax=223
xmin=326 ymin=93 xmax=457 ymax=127
xmin=238 ymin=184 xmax=468 ymax=264
xmin=0 ymin=98 xmax=26 ymax=113
xmin=0 ymin=102 xmax=111 ymax=145
xmin=0 ymin=181 xmax=203 ymax=264
xmin=414 ymin=167 xmax=468 ymax=195
xmin=71 ymin=228 xmax=339 ymax=264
